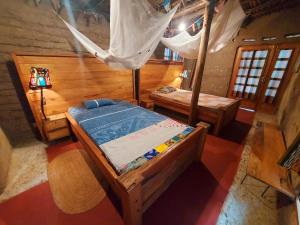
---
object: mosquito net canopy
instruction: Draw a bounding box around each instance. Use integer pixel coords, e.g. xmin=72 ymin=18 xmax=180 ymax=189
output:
xmin=161 ymin=0 xmax=246 ymax=59
xmin=61 ymin=0 xmax=246 ymax=68
xmin=61 ymin=0 xmax=178 ymax=69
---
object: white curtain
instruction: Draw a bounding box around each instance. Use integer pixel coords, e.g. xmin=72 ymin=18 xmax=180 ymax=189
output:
xmin=61 ymin=0 xmax=178 ymax=69
xmin=161 ymin=0 xmax=246 ymax=59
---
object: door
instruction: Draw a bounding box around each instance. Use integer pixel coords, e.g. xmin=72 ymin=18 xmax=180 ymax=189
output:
xmin=258 ymin=43 xmax=300 ymax=112
xmin=228 ymin=43 xmax=300 ymax=112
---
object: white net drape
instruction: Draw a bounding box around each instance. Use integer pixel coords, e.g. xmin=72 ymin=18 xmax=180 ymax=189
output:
xmin=161 ymin=0 xmax=246 ymax=59
xmin=61 ymin=0 xmax=246 ymax=68
xmin=61 ymin=0 xmax=178 ymax=69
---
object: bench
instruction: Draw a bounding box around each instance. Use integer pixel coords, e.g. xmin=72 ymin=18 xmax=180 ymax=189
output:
xmin=241 ymin=120 xmax=296 ymax=199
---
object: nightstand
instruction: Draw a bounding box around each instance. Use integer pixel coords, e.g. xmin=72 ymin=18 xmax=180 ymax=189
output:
xmin=42 ymin=113 xmax=70 ymax=141
xmin=140 ymin=99 xmax=154 ymax=110
xmin=127 ymin=99 xmax=138 ymax=105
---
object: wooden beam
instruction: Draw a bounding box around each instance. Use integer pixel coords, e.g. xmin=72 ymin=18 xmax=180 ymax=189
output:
xmin=132 ymin=69 xmax=140 ymax=104
xmin=188 ymin=0 xmax=217 ymax=126
xmin=173 ymin=1 xmax=206 ymax=19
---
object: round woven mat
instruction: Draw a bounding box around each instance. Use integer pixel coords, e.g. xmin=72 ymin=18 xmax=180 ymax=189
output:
xmin=48 ymin=149 xmax=106 ymax=214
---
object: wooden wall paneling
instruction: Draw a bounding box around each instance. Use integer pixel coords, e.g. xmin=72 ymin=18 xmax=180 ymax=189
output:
xmin=12 ymin=54 xmax=133 ymax=140
xmin=12 ymin=54 xmax=184 ymax=140
xmin=140 ymin=61 xmax=184 ymax=100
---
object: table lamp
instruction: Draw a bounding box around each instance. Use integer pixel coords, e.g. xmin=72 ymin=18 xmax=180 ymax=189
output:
xmin=29 ymin=67 xmax=52 ymax=119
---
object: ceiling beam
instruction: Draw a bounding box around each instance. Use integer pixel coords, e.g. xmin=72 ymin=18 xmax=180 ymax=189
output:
xmin=173 ymin=1 xmax=206 ymax=19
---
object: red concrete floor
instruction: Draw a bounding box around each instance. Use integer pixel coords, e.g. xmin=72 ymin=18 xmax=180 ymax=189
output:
xmin=0 ymin=109 xmax=255 ymax=225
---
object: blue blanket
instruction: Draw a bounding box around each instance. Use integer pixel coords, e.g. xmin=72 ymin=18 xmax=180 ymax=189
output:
xmin=68 ymin=101 xmax=167 ymax=145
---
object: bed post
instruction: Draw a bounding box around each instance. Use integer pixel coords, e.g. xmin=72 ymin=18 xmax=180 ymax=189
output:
xmin=188 ymin=0 xmax=217 ymax=126
xmin=118 ymin=174 xmax=143 ymax=225
xmin=132 ymin=69 xmax=140 ymax=105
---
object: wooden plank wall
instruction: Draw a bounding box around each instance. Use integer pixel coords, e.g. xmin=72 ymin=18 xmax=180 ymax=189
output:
xmin=13 ymin=54 xmax=184 ymax=139
xmin=13 ymin=54 xmax=133 ymax=137
xmin=140 ymin=61 xmax=184 ymax=100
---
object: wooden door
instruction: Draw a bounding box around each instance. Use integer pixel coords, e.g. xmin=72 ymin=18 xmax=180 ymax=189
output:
xmin=257 ymin=43 xmax=300 ymax=112
xmin=228 ymin=43 xmax=300 ymax=111
xmin=228 ymin=45 xmax=275 ymax=109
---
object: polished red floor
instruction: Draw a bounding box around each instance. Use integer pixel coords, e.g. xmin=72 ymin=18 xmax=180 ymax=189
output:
xmin=0 ymin=109 xmax=254 ymax=225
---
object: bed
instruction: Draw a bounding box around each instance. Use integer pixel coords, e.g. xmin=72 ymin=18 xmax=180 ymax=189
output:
xmin=66 ymin=100 xmax=206 ymax=225
xmin=150 ymin=89 xmax=241 ymax=135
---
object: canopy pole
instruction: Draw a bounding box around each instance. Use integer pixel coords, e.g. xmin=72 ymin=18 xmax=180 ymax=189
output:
xmin=132 ymin=69 xmax=140 ymax=104
xmin=188 ymin=0 xmax=217 ymax=126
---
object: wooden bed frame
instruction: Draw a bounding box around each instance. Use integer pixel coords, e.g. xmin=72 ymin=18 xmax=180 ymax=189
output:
xmin=66 ymin=112 xmax=207 ymax=225
xmin=150 ymin=93 xmax=240 ymax=135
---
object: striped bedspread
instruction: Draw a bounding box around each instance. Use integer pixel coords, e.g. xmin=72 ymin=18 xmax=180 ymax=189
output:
xmin=68 ymin=101 xmax=194 ymax=174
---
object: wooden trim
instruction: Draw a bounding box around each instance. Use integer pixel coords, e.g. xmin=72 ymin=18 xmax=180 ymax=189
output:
xmin=12 ymin=52 xmax=95 ymax=58
xmin=145 ymin=59 xmax=183 ymax=65
xmin=13 ymin=52 xmax=184 ymax=64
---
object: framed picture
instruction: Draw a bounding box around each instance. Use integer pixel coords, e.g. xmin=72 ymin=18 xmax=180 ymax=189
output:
xmin=280 ymin=137 xmax=300 ymax=172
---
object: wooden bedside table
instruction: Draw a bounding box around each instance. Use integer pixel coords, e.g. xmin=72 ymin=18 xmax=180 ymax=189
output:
xmin=140 ymin=99 xmax=154 ymax=110
xmin=43 ymin=113 xmax=70 ymax=141
xmin=127 ymin=99 xmax=138 ymax=105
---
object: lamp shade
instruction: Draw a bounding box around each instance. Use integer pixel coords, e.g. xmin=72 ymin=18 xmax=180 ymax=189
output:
xmin=29 ymin=67 xmax=52 ymax=89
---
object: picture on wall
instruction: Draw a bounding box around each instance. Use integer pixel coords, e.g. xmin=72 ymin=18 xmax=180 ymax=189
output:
xmin=280 ymin=138 xmax=300 ymax=172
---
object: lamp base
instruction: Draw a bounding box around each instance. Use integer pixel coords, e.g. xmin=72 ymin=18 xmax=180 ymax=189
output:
xmin=40 ymin=88 xmax=47 ymax=119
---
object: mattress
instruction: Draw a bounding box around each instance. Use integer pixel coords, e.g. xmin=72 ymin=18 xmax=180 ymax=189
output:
xmin=151 ymin=89 xmax=236 ymax=109
xmin=68 ymin=101 xmax=194 ymax=174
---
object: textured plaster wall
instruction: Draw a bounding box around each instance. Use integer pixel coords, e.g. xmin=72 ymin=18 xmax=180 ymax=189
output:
xmin=0 ymin=127 xmax=12 ymax=193
xmin=0 ymin=0 xmax=109 ymax=146
xmin=200 ymin=5 xmax=300 ymax=97
xmin=277 ymin=55 xmax=300 ymax=148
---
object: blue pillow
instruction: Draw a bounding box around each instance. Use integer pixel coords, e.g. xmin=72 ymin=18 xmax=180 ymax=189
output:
xmin=84 ymin=98 xmax=116 ymax=109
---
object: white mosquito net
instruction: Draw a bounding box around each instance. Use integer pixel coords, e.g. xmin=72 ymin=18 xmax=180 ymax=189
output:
xmin=61 ymin=0 xmax=178 ymax=69
xmin=161 ymin=0 xmax=246 ymax=59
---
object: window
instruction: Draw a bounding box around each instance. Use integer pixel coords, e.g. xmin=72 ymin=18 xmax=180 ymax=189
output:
xmin=264 ymin=49 xmax=293 ymax=104
xmin=232 ymin=49 xmax=269 ymax=100
xmin=229 ymin=43 xmax=299 ymax=111
xmin=164 ymin=48 xmax=182 ymax=62
xmin=164 ymin=48 xmax=172 ymax=61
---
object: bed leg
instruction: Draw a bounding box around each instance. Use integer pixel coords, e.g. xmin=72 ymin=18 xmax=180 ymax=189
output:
xmin=196 ymin=128 xmax=207 ymax=161
xmin=213 ymin=111 xmax=224 ymax=135
xmin=121 ymin=183 xmax=143 ymax=225
xmin=153 ymin=104 xmax=157 ymax=112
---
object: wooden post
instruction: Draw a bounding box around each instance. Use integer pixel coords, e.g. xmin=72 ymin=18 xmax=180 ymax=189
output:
xmin=132 ymin=69 xmax=140 ymax=104
xmin=188 ymin=0 xmax=217 ymax=126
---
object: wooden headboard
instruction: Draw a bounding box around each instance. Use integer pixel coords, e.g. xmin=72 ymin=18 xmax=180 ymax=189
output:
xmin=13 ymin=54 xmax=134 ymax=113
xmin=140 ymin=61 xmax=183 ymax=99
xmin=12 ymin=53 xmax=183 ymax=139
